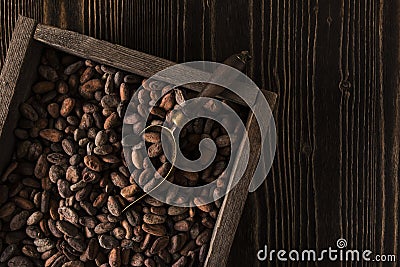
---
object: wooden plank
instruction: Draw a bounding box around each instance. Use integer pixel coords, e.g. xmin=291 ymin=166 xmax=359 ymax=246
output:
xmin=0 ymin=16 xmax=40 ymax=174
xmin=33 ymin=23 xmax=277 ymax=108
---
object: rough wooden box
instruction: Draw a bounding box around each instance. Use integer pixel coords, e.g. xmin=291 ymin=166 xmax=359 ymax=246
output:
xmin=0 ymin=16 xmax=277 ymax=267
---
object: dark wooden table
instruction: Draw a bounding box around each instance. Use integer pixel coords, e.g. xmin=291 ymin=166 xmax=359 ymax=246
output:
xmin=1 ymin=1 xmax=399 ymax=266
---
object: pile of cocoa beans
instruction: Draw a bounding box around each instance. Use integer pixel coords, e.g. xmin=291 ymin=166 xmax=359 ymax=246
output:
xmin=0 ymin=49 xmax=239 ymax=267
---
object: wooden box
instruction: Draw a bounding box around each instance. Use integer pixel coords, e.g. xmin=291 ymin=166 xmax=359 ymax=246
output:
xmin=0 ymin=16 xmax=277 ymax=267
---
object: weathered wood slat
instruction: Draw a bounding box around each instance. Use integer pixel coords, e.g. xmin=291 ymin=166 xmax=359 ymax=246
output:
xmin=0 ymin=1 xmax=399 ymax=266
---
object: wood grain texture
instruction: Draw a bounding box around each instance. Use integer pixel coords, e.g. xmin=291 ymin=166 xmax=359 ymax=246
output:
xmin=0 ymin=1 xmax=399 ymax=266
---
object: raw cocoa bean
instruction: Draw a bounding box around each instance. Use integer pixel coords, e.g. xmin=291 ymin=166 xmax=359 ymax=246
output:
xmin=124 ymin=74 xmax=141 ymax=84
xmin=108 ymin=247 xmax=121 ymax=267
xmin=39 ymin=129 xmax=63 ymax=142
xmin=193 ymin=197 xmax=213 ymax=212
xmin=93 ymin=192 xmax=108 ymax=208
xmin=58 ymin=207 xmax=78 ymax=224
xmin=85 ymin=238 xmax=99 ymax=261
xmin=62 ymin=139 xmax=77 ymax=156
xmin=150 ymin=236 xmax=169 ymax=254
xmin=20 ymin=103 xmax=39 ymax=121
xmin=60 ymin=98 xmax=76 ymax=117
xmin=57 ymin=81 xmax=69 ymax=94
xmin=172 ymin=256 xmax=187 ymax=267
xmin=110 ymin=172 xmax=129 ymax=188
xmin=196 ymin=229 xmax=212 ymax=246
xmin=14 ymin=196 xmax=35 ymax=210
xmin=120 ymin=184 xmax=140 ymax=199
xmin=130 ymin=253 xmax=144 ymax=267
xmin=174 ymin=220 xmax=191 ymax=232
xmin=27 ymin=211 xmax=43 ymax=225
xmin=142 ymin=224 xmax=166 ymax=237
xmin=84 ymin=155 xmax=102 ymax=172
xmin=147 ymin=142 xmax=163 ymax=157
xmin=64 ymin=61 xmax=84 ymax=75
xmin=33 ymin=81 xmax=55 ymax=94
xmin=39 ymin=65 xmax=59 ymax=82
xmin=94 ymin=222 xmax=115 ymax=235
xmin=143 ymin=132 xmax=161 ymax=143
xmin=47 ymin=103 xmax=60 ymax=119
xmin=168 ymin=206 xmax=188 ymax=216
xmin=26 ymin=225 xmax=44 ymax=239
xmin=104 ymin=112 xmax=121 ymax=129
xmin=49 ymin=165 xmax=65 ymax=183
xmin=56 ymin=221 xmax=79 ymax=237
xmin=62 ymin=261 xmax=84 ymax=267
xmin=66 ymin=236 xmax=86 ymax=252
xmin=7 ymin=256 xmax=33 ymax=267
xmin=47 ymin=153 xmax=68 ymax=165
xmin=82 ymin=79 xmax=103 ymax=93
xmin=160 ymin=92 xmax=175 ymax=111
xmin=143 ymin=214 xmax=166 ymax=225
xmin=98 ymin=235 xmax=118 ymax=249
xmin=169 ymin=233 xmax=187 ymax=254
xmin=10 ymin=210 xmax=30 ymax=231
xmin=93 ymin=144 xmax=113 ymax=155
xmin=21 ymin=244 xmax=41 ymax=259
xmin=107 ymin=196 xmax=121 ymax=217
xmin=34 ymin=154 xmax=48 ymax=179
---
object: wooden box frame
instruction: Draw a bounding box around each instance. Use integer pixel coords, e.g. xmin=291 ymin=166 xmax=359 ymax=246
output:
xmin=0 ymin=16 xmax=277 ymax=267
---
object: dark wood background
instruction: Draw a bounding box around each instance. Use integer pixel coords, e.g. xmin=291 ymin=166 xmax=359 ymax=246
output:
xmin=1 ymin=0 xmax=399 ymax=266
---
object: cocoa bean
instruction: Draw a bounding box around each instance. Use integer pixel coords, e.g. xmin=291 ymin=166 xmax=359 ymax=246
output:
xmin=10 ymin=210 xmax=30 ymax=231
xmin=49 ymin=165 xmax=65 ymax=183
xmin=120 ymin=184 xmax=140 ymax=199
xmin=84 ymin=155 xmax=102 ymax=172
xmin=82 ymin=79 xmax=103 ymax=93
xmin=98 ymin=235 xmax=118 ymax=249
xmin=104 ymin=112 xmax=121 ymax=129
xmin=150 ymin=236 xmax=169 ymax=254
xmin=20 ymin=103 xmax=39 ymax=121
xmin=56 ymin=221 xmax=79 ymax=237
xmin=33 ymin=81 xmax=55 ymax=94
xmin=39 ymin=65 xmax=59 ymax=82
xmin=143 ymin=214 xmax=166 ymax=225
xmin=58 ymin=207 xmax=78 ymax=224
xmin=34 ymin=154 xmax=48 ymax=179
xmin=142 ymin=224 xmax=166 ymax=237
xmin=47 ymin=103 xmax=60 ymax=119
xmin=143 ymin=132 xmax=161 ymax=143
xmin=107 ymin=196 xmax=121 ymax=217
xmin=147 ymin=142 xmax=163 ymax=157
xmin=64 ymin=61 xmax=84 ymax=75
xmin=108 ymin=247 xmax=121 ymax=267
xmin=39 ymin=129 xmax=63 ymax=142
xmin=27 ymin=211 xmax=43 ymax=225
xmin=168 ymin=206 xmax=188 ymax=216
xmin=7 ymin=256 xmax=33 ymax=267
